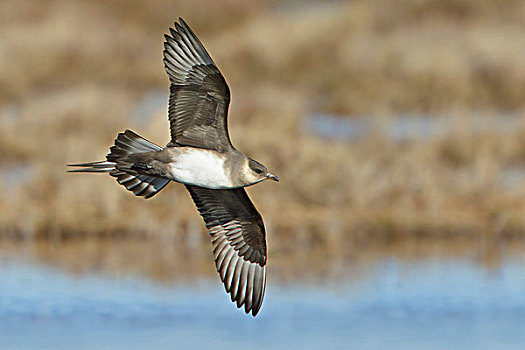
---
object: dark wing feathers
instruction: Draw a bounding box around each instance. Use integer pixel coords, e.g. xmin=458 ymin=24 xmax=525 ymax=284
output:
xmin=166 ymin=20 xmax=267 ymax=315
xmin=163 ymin=18 xmax=232 ymax=152
xmin=185 ymin=185 xmax=267 ymax=316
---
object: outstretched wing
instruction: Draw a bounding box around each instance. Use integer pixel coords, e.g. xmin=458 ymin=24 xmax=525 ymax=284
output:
xmin=163 ymin=18 xmax=232 ymax=152
xmin=185 ymin=185 xmax=267 ymax=316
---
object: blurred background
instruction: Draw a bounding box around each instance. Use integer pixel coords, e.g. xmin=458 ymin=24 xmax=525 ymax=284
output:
xmin=1 ymin=0 xmax=525 ymax=348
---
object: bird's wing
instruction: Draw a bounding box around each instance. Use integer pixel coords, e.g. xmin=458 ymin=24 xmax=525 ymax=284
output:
xmin=185 ymin=185 xmax=267 ymax=316
xmin=163 ymin=18 xmax=232 ymax=152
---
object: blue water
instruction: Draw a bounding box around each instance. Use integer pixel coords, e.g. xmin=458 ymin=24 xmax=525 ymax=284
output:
xmin=1 ymin=258 xmax=525 ymax=349
xmin=304 ymin=113 xmax=522 ymax=142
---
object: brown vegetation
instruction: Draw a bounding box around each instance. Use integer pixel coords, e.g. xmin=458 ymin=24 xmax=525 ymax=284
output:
xmin=1 ymin=0 xmax=525 ymax=278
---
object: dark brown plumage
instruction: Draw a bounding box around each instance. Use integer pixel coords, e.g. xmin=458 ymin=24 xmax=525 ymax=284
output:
xmin=186 ymin=186 xmax=266 ymax=315
xmin=164 ymin=19 xmax=232 ymax=152
xmin=163 ymin=19 xmax=269 ymax=315
xmin=69 ymin=17 xmax=278 ymax=317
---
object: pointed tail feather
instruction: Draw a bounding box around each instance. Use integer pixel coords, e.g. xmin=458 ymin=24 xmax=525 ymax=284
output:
xmin=68 ymin=161 xmax=116 ymax=173
xmin=68 ymin=130 xmax=170 ymax=199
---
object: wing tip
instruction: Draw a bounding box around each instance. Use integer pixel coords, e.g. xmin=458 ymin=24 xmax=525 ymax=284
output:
xmin=187 ymin=186 xmax=267 ymax=317
xmin=250 ymin=307 xmax=261 ymax=317
xmin=230 ymin=261 xmax=266 ymax=317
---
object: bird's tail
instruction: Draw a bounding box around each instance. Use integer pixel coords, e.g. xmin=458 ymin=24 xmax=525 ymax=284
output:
xmin=68 ymin=129 xmax=170 ymax=199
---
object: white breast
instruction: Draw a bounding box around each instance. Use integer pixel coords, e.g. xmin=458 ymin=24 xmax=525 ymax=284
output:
xmin=168 ymin=149 xmax=233 ymax=189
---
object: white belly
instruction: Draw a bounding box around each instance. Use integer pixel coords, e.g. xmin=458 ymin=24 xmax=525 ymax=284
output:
xmin=168 ymin=149 xmax=233 ymax=189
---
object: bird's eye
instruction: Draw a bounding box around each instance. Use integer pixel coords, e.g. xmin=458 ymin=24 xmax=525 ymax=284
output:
xmin=254 ymin=168 xmax=263 ymax=174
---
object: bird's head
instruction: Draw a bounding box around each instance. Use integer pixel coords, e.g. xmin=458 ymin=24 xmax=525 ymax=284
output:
xmin=243 ymin=158 xmax=279 ymax=186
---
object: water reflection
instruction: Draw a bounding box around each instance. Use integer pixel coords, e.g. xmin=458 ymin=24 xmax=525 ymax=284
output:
xmin=1 ymin=244 xmax=525 ymax=349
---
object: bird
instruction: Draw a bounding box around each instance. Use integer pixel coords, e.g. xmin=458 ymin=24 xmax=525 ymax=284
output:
xmin=68 ymin=17 xmax=278 ymax=316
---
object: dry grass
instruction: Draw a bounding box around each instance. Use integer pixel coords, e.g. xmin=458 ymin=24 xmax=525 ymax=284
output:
xmin=2 ymin=0 xmax=525 ymax=270
xmin=2 ymin=233 xmax=523 ymax=283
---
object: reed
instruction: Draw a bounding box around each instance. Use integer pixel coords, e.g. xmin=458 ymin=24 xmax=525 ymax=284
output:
xmin=2 ymin=0 xmax=525 ymax=254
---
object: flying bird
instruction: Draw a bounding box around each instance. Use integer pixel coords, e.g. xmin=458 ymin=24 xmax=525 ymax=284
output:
xmin=69 ymin=18 xmax=278 ymax=316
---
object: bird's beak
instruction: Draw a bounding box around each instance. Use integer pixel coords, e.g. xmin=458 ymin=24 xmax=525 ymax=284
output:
xmin=266 ymin=173 xmax=279 ymax=182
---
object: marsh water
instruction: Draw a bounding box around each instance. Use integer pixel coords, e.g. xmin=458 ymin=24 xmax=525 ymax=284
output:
xmin=1 ymin=244 xmax=525 ymax=350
